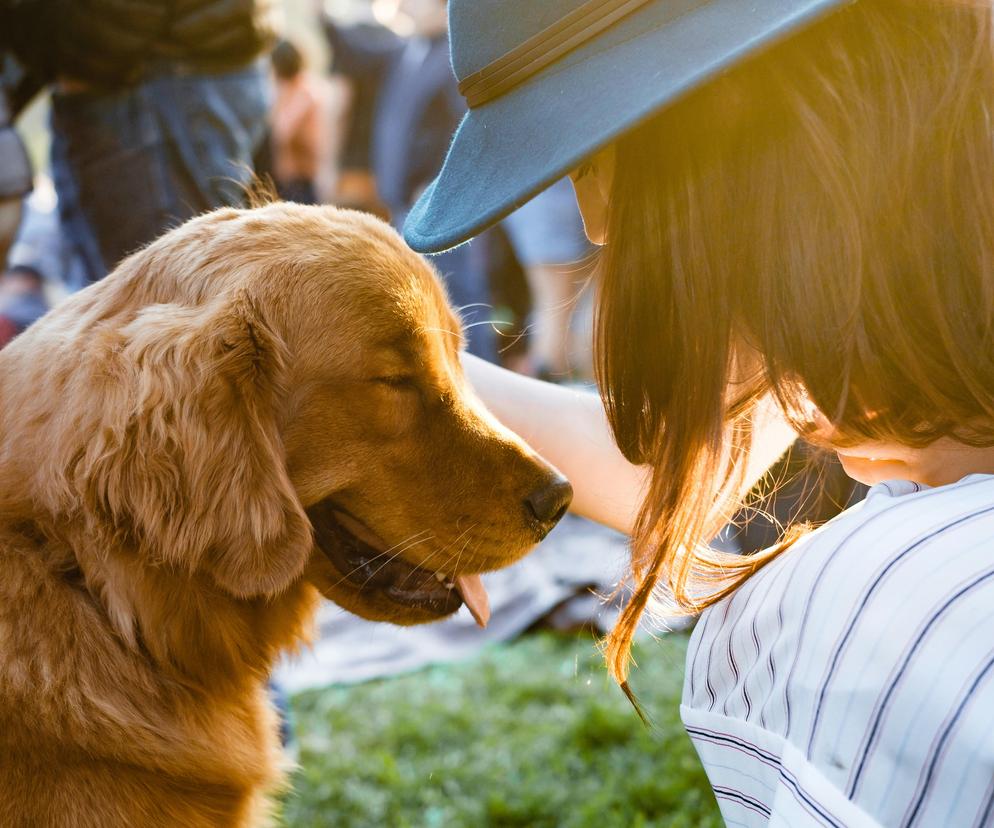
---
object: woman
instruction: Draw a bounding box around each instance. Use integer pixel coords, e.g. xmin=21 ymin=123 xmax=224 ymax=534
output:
xmin=270 ymin=39 xmax=323 ymax=205
xmin=405 ymin=1 xmax=994 ymax=825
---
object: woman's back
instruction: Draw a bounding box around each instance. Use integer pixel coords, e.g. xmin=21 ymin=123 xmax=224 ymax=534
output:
xmin=684 ymin=475 xmax=994 ymax=827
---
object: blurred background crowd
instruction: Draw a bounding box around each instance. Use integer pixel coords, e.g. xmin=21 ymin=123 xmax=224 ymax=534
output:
xmin=0 ymin=0 xmax=597 ymax=382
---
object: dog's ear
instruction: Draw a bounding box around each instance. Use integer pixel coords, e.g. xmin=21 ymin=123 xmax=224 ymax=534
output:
xmin=78 ymin=290 xmax=312 ymax=599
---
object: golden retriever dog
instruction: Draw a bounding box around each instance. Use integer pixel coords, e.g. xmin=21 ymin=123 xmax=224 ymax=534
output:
xmin=0 ymin=203 xmax=571 ymax=827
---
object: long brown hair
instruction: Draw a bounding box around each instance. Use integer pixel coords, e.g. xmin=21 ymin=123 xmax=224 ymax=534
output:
xmin=597 ymin=0 xmax=994 ymax=685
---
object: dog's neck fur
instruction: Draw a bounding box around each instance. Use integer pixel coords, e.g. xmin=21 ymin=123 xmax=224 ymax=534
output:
xmin=40 ymin=519 xmax=318 ymax=691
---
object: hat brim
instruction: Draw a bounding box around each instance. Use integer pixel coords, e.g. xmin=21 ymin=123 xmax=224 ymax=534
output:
xmin=403 ymin=0 xmax=849 ymax=254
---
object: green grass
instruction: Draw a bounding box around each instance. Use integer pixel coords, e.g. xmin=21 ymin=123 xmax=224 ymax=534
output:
xmin=282 ymin=632 xmax=721 ymax=828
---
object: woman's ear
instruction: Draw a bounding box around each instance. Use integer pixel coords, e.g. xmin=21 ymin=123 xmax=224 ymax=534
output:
xmin=77 ymin=290 xmax=313 ymax=599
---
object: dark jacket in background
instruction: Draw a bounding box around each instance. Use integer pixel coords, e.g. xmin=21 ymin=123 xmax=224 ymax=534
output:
xmin=321 ymin=19 xmax=402 ymax=174
xmin=2 ymin=0 xmax=276 ymax=88
xmin=321 ymin=19 xmax=496 ymax=361
xmin=321 ymin=21 xmax=463 ymax=217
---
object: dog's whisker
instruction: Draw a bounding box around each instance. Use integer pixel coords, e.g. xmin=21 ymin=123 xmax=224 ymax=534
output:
xmin=496 ymin=326 xmax=532 ymax=354
xmin=334 ymin=544 xmax=422 ymax=594
xmin=380 ymin=529 xmax=434 ymax=558
xmin=417 ymin=320 xmax=516 ymax=339
xmin=439 ymin=522 xmax=478 ymax=572
xmin=346 ymin=537 xmax=434 ymax=590
xmin=333 ymin=529 xmax=433 ymax=581
xmin=324 ymin=530 xmax=435 ymax=591
xmin=394 ymin=548 xmax=445 ymax=590
xmin=386 ymin=522 xmax=477 ymax=593
xmin=434 ymin=522 xmax=476 ymax=560
xmin=415 ymin=325 xmax=459 ymax=337
xmin=449 ymin=534 xmax=474 ymax=591
xmin=352 ymin=534 xmax=438 ymax=592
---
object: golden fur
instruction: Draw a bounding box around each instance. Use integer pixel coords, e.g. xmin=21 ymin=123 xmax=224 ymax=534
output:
xmin=0 ymin=204 xmax=566 ymax=826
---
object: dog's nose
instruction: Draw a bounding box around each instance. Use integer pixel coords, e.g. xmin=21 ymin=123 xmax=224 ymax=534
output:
xmin=525 ymin=474 xmax=573 ymax=534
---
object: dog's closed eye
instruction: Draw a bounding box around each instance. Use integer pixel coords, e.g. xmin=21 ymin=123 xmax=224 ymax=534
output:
xmin=374 ymin=376 xmax=417 ymax=390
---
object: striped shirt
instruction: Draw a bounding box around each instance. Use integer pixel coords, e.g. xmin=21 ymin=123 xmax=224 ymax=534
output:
xmin=682 ymin=474 xmax=994 ymax=827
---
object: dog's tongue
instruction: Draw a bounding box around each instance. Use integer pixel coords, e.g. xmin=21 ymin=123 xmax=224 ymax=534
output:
xmin=454 ymin=575 xmax=490 ymax=628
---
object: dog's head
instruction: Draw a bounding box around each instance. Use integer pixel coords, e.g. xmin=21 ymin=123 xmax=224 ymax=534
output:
xmin=18 ymin=204 xmax=569 ymax=626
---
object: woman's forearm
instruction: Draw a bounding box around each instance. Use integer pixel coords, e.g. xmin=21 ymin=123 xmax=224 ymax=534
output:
xmin=461 ymin=354 xmax=798 ymax=537
xmin=462 ymin=354 xmax=648 ymax=533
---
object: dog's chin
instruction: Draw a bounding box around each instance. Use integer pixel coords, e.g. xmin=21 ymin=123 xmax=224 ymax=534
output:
xmin=303 ymin=498 xmax=465 ymax=626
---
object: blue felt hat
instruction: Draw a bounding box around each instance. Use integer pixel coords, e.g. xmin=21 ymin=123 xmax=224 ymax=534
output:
xmin=403 ymin=0 xmax=852 ymax=254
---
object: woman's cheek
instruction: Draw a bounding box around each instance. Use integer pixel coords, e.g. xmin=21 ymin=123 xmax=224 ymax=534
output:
xmin=837 ymin=453 xmax=913 ymax=486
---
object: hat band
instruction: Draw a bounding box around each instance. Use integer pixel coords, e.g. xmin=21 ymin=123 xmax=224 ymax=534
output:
xmin=457 ymin=0 xmax=654 ymax=109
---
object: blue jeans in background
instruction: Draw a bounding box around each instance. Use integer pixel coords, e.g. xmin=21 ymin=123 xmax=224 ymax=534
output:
xmin=50 ymin=60 xmax=270 ymax=288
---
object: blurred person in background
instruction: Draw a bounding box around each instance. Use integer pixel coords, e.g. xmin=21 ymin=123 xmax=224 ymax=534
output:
xmin=319 ymin=0 xmax=393 ymax=217
xmin=270 ymin=39 xmax=323 ymax=204
xmin=502 ymin=177 xmax=595 ymax=382
xmin=6 ymin=180 xmax=86 ymax=293
xmin=0 ymin=123 xmax=30 ymax=269
xmin=324 ymin=1 xmax=597 ymax=372
xmin=322 ymin=0 xmax=497 ymax=361
xmin=3 ymin=0 xmax=277 ymax=285
xmin=0 ymin=49 xmax=36 ymax=269
xmin=0 ymin=264 xmax=48 ymax=347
